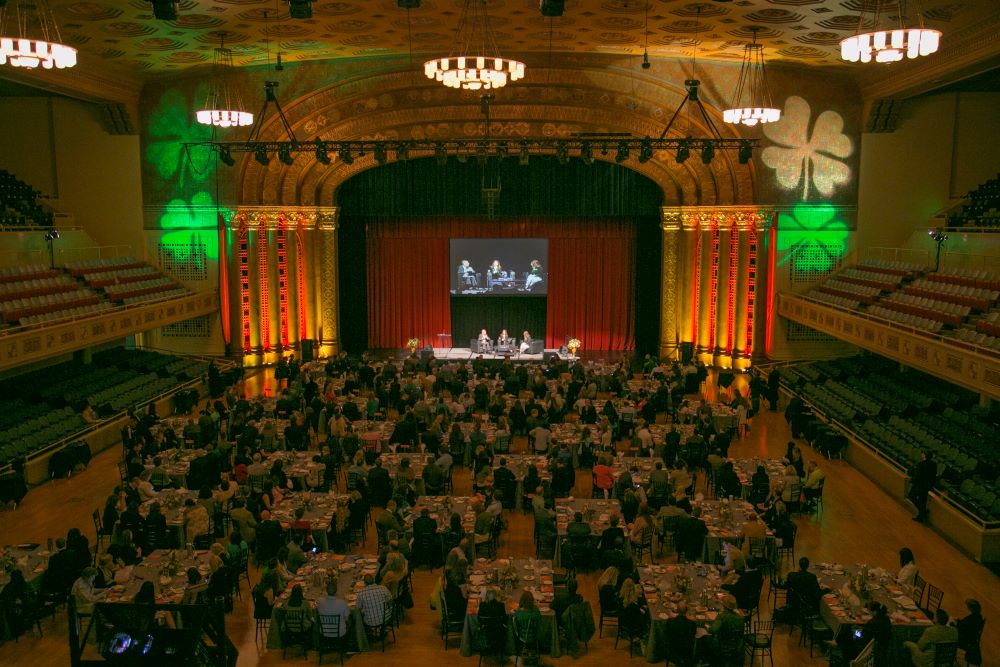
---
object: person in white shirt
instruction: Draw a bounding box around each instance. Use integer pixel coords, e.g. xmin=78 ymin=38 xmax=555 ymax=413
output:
xmin=530 ymin=424 xmax=551 ymax=455
xmin=897 ymin=547 xmax=918 ymax=595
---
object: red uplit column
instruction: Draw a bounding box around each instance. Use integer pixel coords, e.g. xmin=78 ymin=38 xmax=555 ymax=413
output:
xmin=276 ymin=215 xmax=290 ymax=350
xmin=295 ymin=229 xmax=309 ymax=341
xmin=237 ymin=217 xmax=252 ymax=353
xmin=257 ymin=222 xmax=271 ymax=352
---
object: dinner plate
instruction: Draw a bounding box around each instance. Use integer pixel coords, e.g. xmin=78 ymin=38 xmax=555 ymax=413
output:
xmin=523 ymin=576 xmax=534 ymax=581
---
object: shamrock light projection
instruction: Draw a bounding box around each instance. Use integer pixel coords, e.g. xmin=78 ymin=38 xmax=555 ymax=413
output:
xmin=761 ymin=96 xmax=853 ymax=200
xmin=777 ymin=203 xmax=849 ymax=273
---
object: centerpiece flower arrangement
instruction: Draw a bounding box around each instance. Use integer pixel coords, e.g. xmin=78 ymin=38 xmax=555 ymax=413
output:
xmin=674 ymin=572 xmax=691 ymax=594
xmin=492 ymin=562 xmax=521 ymax=592
xmin=406 ymin=337 xmax=420 ymax=354
xmin=0 ymin=550 xmax=16 ymax=575
xmin=854 ymin=564 xmax=871 ymax=597
xmin=162 ymin=550 xmax=182 ymax=577
xmin=567 ymin=338 xmax=581 ymax=355
xmin=719 ymin=497 xmax=733 ymax=527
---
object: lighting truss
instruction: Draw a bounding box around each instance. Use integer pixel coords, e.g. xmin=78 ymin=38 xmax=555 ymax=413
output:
xmin=192 ymin=135 xmax=758 ymax=166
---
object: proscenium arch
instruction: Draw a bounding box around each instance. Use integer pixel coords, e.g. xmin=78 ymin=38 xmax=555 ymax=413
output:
xmin=233 ymin=62 xmax=757 ymax=207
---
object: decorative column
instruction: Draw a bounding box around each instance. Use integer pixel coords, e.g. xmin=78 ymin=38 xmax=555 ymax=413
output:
xmin=659 ymin=210 xmax=681 ymax=359
xmin=317 ymin=209 xmax=340 ymax=354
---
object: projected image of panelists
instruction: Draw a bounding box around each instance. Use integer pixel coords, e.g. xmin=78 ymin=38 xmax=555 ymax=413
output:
xmin=449 ymin=238 xmax=548 ymax=296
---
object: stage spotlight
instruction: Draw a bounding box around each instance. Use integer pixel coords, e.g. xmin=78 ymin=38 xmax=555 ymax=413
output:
xmin=374 ymin=144 xmax=387 ymax=165
xmin=700 ymin=140 xmax=715 ymax=165
xmin=44 ymin=229 xmax=60 ymax=241
xmin=254 ymin=145 xmax=271 ymax=166
xmin=397 ymin=0 xmax=421 ymax=7
xmin=396 ymin=143 xmax=409 ymax=161
xmin=338 ymin=145 xmax=354 ymax=165
xmin=539 ymin=0 xmax=564 ymax=17
xmin=434 ymin=143 xmax=447 ymax=166
xmin=638 ymin=137 xmax=653 ymax=163
xmin=676 ymin=141 xmax=690 ymax=164
xmin=218 ymin=145 xmax=235 ymax=167
xmin=287 ymin=0 xmax=312 ymax=19
xmin=555 ymin=142 xmax=569 ymax=165
xmin=314 ymin=139 xmax=331 ymax=165
xmin=519 ymin=143 xmax=530 ymax=166
xmin=615 ymin=141 xmax=629 ymax=163
xmin=277 ymin=144 xmax=294 ymax=166
xmin=495 ymin=142 xmax=508 ymax=160
xmin=580 ymin=142 xmax=594 ymax=165
xmin=738 ymin=140 xmax=752 ymax=165
xmin=148 ymin=0 xmax=178 ymax=20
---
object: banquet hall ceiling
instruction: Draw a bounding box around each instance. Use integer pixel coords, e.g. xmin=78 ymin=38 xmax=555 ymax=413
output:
xmin=24 ymin=0 xmax=1000 ymax=74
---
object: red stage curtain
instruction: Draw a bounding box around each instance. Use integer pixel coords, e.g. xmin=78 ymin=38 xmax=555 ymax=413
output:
xmin=365 ymin=218 xmax=636 ymax=351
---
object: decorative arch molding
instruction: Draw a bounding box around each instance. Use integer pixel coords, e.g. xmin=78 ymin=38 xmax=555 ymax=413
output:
xmin=234 ymin=65 xmax=757 ymax=208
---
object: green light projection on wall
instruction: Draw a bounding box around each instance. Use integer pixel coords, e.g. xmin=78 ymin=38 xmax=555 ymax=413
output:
xmin=776 ymin=203 xmax=849 ymax=273
xmin=146 ymin=86 xmax=230 ymax=263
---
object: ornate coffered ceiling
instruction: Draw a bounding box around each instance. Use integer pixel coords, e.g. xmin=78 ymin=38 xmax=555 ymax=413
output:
xmin=21 ymin=0 xmax=1000 ymax=72
xmin=3 ymin=1 xmax=999 ymax=107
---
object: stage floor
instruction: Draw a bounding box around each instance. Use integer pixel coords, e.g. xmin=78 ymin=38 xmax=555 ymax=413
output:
xmin=427 ymin=347 xmax=558 ymax=361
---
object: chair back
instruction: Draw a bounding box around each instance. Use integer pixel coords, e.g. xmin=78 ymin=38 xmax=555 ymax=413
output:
xmin=318 ymin=613 xmax=342 ymax=638
xmin=850 ymin=639 xmax=875 ymax=667
xmin=282 ymin=607 xmax=311 ymax=633
xmin=932 ymin=641 xmax=958 ymax=667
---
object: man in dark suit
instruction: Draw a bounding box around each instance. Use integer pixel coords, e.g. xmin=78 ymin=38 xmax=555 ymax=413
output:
xmin=566 ymin=512 xmax=592 ymax=539
xmin=663 ymin=601 xmax=697 ymax=667
xmin=422 ymin=456 xmax=446 ymax=495
xmin=492 ymin=457 xmax=517 ymax=506
xmin=366 ymin=459 xmax=392 ymax=508
xmin=786 ymin=556 xmax=822 ymax=616
xmin=41 ymin=538 xmax=77 ymax=596
xmin=908 ymin=450 xmax=937 ymax=523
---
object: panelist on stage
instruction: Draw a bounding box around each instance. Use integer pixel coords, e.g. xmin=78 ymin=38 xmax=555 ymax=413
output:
xmin=497 ymin=329 xmax=512 ymax=353
xmin=525 ymin=259 xmax=544 ymax=291
xmin=457 ymin=259 xmax=479 ymax=287
xmin=478 ymin=329 xmax=493 ymax=353
xmin=519 ymin=330 xmax=532 ymax=354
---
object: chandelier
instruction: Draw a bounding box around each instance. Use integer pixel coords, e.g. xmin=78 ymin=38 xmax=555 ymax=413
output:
xmin=840 ymin=0 xmax=941 ymax=64
xmin=0 ymin=0 xmax=77 ymax=70
xmin=424 ymin=0 xmax=525 ymax=91
xmin=723 ymin=28 xmax=780 ymax=127
xmin=196 ymin=34 xmax=253 ymax=128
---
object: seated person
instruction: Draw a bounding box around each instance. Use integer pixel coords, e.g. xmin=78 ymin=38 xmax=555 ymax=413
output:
xmin=519 ymin=331 xmax=533 ymax=355
xmin=496 ymin=329 xmax=512 ymax=351
xmin=477 ymin=329 xmax=493 ymax=353
xmin=457 ymin=259 xmax=478 ymax=287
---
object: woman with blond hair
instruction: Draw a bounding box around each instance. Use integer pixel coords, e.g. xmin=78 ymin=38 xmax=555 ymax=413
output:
xmin=380 ymin=551 xmax=409 ymax=598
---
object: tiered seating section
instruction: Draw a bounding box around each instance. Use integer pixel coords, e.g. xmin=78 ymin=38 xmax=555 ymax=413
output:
xmin=804 ymin=261 xmax=1000 ymax=350
xmin=947 ymin=173 xmax=1000 ymax=228
xmin=781 ymin=355 xmax=1000 ymax=522
xmin=0 ymin=169 xmax=54 ymax=227
xmin=0 ymin=258 xmax=190 ymax=328
xmin=0 ymin=348 xmax=210 ymax=467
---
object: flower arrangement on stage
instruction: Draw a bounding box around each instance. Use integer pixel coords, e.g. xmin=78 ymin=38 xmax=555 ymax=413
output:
xmin=567 ymin=338 xmax=581 ymax=355
xmin=406 ymin=337 xmax=419 ymax=353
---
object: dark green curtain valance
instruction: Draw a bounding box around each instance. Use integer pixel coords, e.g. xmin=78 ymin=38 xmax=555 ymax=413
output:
xmin=336 ymin=157 xmax=663 ymax=218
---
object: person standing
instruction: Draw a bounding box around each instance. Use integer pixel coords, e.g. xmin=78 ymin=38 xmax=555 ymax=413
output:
xmin=909 ymin=450 xmax=937 ymax=522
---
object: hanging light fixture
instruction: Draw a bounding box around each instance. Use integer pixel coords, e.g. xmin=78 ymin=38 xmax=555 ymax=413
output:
xmin=0 ymin=0 xmax=77 ymax=70
xmin=723 ymin=27 xmax=780 ymax=127
xmin=840 ymin=0 xmax=940 ymax=64
xmin=196 ymin=34 xmax=253 ymax=128
xmin=424 ymin=0 xmax=525 ymax=91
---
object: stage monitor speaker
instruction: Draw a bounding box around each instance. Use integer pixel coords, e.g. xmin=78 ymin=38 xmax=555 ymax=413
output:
xmin=680 ymin=342 xmax=694 ymax=364
xmin=300 ymin=339 xmax=314 ymax=362
xmin=420 ymin=344 xmax=433 ymax=360
xmin=542 ymin=351 xmax=559 ymax=363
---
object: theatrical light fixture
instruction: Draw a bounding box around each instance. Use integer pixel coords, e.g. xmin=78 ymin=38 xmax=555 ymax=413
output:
xmin=580 ymin=142 xmax=594 ymax=165
xmin=615 ymin=141 xmax=630 ymax=163
xmin=638 ymin=138 xmax=653 ymax=163
xmin=434 ymin=143 xmax=447 ymax=166
xmin=196 ymin=34 xmax=253 ymax=128
xmin=44 ymin=229 xmax=60 ymax=241
xmin=928 ymin=227 xmax=949 ymax=270
xmin=495 ymin=142 xmax=508 ymax=160
xmin=424 ymin=0 xmax=525 ymax=90
xmin=218 ymin=145 xmax=236 ymax=166
xmin=701 ymin=140 xmax=715 ymax=165
xmin=841 ymin=0 xmax=940 ymax=64
xmin=0 ymin=0 xmax=77 ymax=70
xmin=397 ymin=0 xmax=421 ymax=7
xmin=314 ymin=139 xmax=331 ymax=165
xmin=277 ymin=144 xmax=294 ymax=165
xmin=286 ymin=0 xmax=312 ymax=19
xmin=738 ymin=140 xmax=753 ymax=165
xmin=723 ymin=28 xmax=780 ymax=127
xmin=539 ymin=0 xmax=565 ymax=17
xmin=396 ymin=143 xmax=409 ymax=161
xmin=555 ymin=142 xmax=569 ymax=165
xmin=374 ymin=144 xmax=388 ymax=165
xmin=338 ymin=145 xmax=354 ymax=165
xmin=254 ymin=146 xmax=270 ymax=166
xmin=519 ymin=143 xmax=530 ymax=166
xmin=148 ymin=0 xmax=179 ymax=21
xmin=676 ymin=141 xmax=690 ymax=164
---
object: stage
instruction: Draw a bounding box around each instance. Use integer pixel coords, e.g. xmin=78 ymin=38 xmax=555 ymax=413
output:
xmin=422 ymin=347 xmax=567 ymax=361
